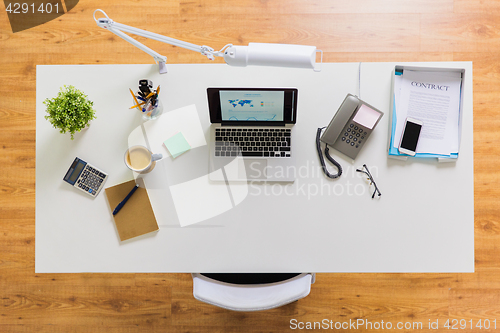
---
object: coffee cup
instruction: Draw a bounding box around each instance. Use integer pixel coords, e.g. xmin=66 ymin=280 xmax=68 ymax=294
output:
xmin=124 ymin=145 xmax=162 ymax=173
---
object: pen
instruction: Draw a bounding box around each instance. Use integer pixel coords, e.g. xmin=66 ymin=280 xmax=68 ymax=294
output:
xmin=112 ymin=184 xmax=139 ymax=215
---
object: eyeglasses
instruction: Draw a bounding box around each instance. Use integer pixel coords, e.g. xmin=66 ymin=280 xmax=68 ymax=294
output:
xmin=356 ymin=164 xmax=381 ymax=199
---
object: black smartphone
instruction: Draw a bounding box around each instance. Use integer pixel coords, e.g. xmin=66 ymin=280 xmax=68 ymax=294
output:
xmin=399 ymin=117 xmax=423 ymax=156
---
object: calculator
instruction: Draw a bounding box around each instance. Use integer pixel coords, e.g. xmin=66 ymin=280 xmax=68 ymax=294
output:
xmin=63 ymin=157 xmax=108 ymax=197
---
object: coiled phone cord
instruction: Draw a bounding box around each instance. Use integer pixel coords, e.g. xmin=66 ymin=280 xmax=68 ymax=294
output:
xmin=316 ymin=127 xmax=342 ymax=179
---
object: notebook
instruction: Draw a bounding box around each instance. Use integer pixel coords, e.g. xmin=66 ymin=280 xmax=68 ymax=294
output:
xmin=105 ymin=179 xmax=159 ymax=241
xmin=206 ymin=87 xmax=298 ymax=182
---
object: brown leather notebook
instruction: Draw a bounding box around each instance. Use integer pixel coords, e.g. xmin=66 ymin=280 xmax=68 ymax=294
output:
xmin=105 ymin=179 xmax=159 ymax=241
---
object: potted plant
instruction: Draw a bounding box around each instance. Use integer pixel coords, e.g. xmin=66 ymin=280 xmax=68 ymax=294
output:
xmin=44 ymin=85 xmax=96 ymax=140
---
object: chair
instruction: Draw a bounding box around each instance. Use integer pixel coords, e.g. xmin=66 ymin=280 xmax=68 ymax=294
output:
xmin=192 ymin=273 xmax=315 ymax=311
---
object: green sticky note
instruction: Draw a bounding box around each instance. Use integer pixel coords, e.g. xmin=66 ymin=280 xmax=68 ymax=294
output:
xmin=164 ymin=132 xmax=191 ymax=158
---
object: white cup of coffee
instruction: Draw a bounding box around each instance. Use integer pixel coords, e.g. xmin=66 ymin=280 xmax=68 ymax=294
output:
xmin=124 ymin=145 xmax=162 ymax=173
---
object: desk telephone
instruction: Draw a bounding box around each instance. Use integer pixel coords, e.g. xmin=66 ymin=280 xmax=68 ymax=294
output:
xmin=317 ymin=94 xmax=384 ymax=178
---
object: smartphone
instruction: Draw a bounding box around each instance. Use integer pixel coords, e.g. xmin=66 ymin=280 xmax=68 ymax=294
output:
xmin=399 ymin=117 xmax=423 ymax=156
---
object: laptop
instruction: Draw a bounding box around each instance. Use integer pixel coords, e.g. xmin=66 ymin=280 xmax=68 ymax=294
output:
xmin=207 ymin=87 xmax=298 ymax=182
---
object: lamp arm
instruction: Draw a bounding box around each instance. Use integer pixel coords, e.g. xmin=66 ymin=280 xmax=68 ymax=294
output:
xmin=93 ymin=9 xmax=217 ymax=64
xmin=105 ymin=26 xmax=168 ymax=64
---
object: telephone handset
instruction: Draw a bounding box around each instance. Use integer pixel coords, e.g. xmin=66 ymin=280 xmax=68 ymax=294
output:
xmin=317 ymin=94 xmax=384 ymax=178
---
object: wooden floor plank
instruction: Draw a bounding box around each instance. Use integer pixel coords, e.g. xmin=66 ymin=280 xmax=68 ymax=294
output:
xmin=178 ymin=0 xmax=454 ymax=14
xmin=454 ymin=0 xmax=500 ymax=13
xmin=421 ymin=14 xmax=500 ymax=53
xmin=0 ymin=285 xmax=171 ymax=327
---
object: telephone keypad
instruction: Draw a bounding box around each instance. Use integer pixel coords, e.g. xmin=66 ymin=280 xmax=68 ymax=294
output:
xmin=332 ymin=121 xmax=373 ymax=160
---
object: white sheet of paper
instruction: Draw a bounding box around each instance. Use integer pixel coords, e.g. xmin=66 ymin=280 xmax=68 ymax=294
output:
xmin=169 ymin=171 xmax=233 ymax=227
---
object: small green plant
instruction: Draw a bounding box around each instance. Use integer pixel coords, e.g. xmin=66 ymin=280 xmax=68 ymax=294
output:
xmin=44 ymin=85 xmax=96 ymax=140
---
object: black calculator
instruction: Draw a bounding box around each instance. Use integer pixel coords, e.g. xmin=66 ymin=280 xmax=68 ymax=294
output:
xmin=63 ymin=157 xmax=108 ymax=197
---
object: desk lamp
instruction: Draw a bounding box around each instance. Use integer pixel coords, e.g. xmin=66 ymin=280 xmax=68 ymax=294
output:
xmin=93 ymin=9 xmax=322 ymax=74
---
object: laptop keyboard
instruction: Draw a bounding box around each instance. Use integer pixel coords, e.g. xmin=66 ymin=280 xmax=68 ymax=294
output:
xmin=215 ymin=128 xmax=291 ymax=158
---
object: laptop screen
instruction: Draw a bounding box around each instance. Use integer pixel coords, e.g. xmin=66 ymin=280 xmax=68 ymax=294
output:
xmin=219 ymin=90 xmax=285 ymax=122
xmin=207 ymin=88 xmax=298 ymax=125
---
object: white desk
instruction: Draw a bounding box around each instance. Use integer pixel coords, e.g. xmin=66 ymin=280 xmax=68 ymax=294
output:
xmin=35 ymin=62 xmax=474 ymax=273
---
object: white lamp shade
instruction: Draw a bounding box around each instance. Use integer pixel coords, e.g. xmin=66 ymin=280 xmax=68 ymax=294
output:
xmin=223 ymin=43 xmax=317 ymax=69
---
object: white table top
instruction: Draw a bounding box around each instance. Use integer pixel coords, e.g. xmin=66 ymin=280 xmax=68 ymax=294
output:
xmin=36 ymin=62 xmax=474 ymax=273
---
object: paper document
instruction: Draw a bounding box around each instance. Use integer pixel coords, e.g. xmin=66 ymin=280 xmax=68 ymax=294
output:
xmin=393 ymin=70 xmax=462 ymax=155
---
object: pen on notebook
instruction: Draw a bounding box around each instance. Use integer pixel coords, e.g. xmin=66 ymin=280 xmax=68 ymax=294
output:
xmin=113 ymin=184 xmax=139 ymax=215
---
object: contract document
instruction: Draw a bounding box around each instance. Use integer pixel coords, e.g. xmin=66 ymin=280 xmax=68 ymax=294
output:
xmin=393 ymin=70 xmax=462 ymax=155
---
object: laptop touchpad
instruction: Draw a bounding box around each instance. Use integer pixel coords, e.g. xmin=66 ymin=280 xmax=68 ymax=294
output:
xmin=239 ymin=159 xmax=267 ymax=180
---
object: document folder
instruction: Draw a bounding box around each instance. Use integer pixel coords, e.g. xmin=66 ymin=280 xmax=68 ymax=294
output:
xmin=387 ymin=65 xmax=466 ymax=162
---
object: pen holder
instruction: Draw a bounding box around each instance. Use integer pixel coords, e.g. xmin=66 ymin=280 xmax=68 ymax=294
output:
xmin=135 ymin=97 xmax=163 ymax=121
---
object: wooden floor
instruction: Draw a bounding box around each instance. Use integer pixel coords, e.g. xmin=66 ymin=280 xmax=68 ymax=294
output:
xmin=1 ymin=0 xmax=499 ymax=331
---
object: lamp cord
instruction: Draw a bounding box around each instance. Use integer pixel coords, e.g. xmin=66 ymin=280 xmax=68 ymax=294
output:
xmin=358 ymin=62 xmax=362 ymax=98
xmin=316 ymin=127 xmax=342 ymax=179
